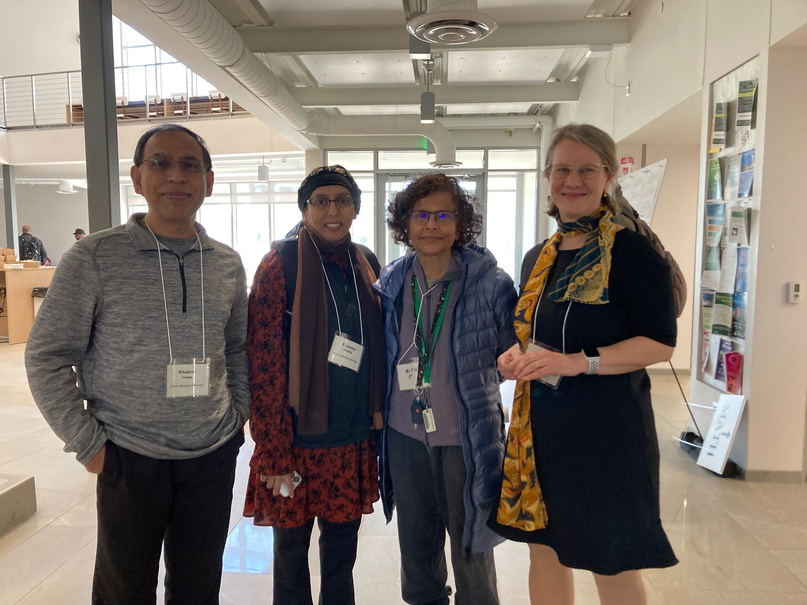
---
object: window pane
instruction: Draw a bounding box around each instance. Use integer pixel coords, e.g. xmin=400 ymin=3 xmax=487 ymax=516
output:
xmin=272 ymin=203 xmax=301 ymax=242
xmin=235 ymin=183 xmax=269 ymax=203
xmin=521 ymin=171 xmax=539 ymax=254
xmin=236 ymin=205 xmax=271 ymax=284
xmin=198 ymin=204 xmax=232 ymax=247
xmin=325 ymin=151 xmax=374 ymax=171
xmin=378 ymin=149 xmax=483 ymax=170
xmin=124 ymin=46 xmax=155 ymax=67
xmin=488 ymin=149 xmax=539 ymax=170
xmin=488 ymin=175 xmax=518 ymax=191
xmin=351 ymin=175 xmax=375 ymax=251
xmin=384 ymin=176 xmax=412 ymax=264
xmin=378 ymin=150 xmax=432 ymax=170
xmin=485 ymin=191 xmax=517 ymax=280
xmin=455 ymin=150 xmax=484 ymax=169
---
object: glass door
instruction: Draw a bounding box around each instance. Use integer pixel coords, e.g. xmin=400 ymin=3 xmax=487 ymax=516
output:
xmin=377 ymin=172 xmax=485 ymax=266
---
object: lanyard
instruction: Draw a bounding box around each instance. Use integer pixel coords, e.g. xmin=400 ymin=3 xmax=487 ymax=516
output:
xmin=412 ymin=274 xmax=451 ymax=385
xmin=306 ymin=230 xmax=365 ymax=346
xmin=143 ymin=217 xmax=206 ymax=362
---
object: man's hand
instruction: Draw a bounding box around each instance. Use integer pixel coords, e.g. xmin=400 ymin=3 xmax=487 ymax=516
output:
xmin=84 ymin=444 xmax=106 ymax=474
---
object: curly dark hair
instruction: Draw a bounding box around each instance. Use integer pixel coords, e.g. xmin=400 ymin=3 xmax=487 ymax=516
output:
xmin=386 ymin=173 xmax=482 ymax=250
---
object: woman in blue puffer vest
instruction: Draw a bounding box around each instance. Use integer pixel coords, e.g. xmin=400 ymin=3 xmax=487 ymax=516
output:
xmin=376 ymin=173 xmax=518 ymax=605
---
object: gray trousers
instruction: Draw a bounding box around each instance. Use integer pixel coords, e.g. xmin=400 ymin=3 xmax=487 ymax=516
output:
xmin=387 ymin=428 xmax=499 ymax=605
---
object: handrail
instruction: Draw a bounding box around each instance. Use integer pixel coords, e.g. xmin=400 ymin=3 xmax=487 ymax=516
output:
xmin=0 ymin=62 xmax=247 ymax=130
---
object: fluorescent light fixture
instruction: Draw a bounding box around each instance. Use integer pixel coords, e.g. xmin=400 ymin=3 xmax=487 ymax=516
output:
xmin=420 ymin=91 xmax=435 ymax=124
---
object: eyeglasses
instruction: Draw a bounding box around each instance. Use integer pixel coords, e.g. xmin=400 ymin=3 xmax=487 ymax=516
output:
xmin=547 ymin=163 xmax=607 ymax=181
xmin=143 ymin=155 xmax=207 ymax=173
xmin=409 ymin=210 xmax=457 ymax=225
xmin=307 ymin=196 xmax=353 ymax=209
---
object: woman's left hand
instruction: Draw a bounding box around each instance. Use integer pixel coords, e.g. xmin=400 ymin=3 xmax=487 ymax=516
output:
xmin=511 ymin=350 xmax=586 ymax=382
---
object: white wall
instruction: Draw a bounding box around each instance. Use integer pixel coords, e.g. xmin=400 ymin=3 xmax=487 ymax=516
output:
xmin=554 ymin=0 xmax=807 ymax=477
xmin=0 ymin=0 xmax=81 ymax=76
xmin=10 ymin=186 xmax=89 ymax=265
xmin=744 ymin=44 xmax=807 ymax=474
xmin=617 ymin=142 xmax=700 ymax=371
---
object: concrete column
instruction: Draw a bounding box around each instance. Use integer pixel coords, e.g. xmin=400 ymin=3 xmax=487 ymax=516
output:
xmin=78 ymin=0 xmax=121 ymax=232
xmin=2 ymin=164 xmax=18 ymax=253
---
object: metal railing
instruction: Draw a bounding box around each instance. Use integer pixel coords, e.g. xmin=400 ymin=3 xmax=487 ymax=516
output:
xmin=0 ymin=63 xmax=248 ymax=131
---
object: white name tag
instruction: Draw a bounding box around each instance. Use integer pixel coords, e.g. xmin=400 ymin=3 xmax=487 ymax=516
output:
xmin=422 ymin=407 xmax=437 ymax=433
xmin=328 ymin=332 xmax=364 ymax=373
xmin=166 ymin=358 xmax=210 ymax=398
xmin=397 ymin=359 xmax=419 ymax=391
xmin=526 ymin=342 xmax=562 ymax=388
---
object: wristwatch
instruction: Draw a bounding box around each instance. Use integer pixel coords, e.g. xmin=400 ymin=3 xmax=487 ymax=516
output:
xmin=582 ymin=348 xmax=600 ymax=375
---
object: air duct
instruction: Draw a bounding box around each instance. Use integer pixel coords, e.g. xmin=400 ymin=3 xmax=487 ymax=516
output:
xmin=407 ymin=0 xmax=497 ymax=45
xmin=137 ymin=0 xmax=460 ymax=165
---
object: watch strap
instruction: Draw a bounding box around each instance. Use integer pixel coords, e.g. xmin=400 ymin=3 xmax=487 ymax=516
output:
xmin=583 ymin=348 xmax=600 ymax=375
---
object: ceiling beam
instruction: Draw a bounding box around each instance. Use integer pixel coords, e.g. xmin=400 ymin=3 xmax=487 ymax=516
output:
xmin=229 ymin=0 xmax=274 ymax=26
xmin=290 ymin=83 xmax=579 ymax=107
xmin=237 ymin=19 xmax=630 ymax=54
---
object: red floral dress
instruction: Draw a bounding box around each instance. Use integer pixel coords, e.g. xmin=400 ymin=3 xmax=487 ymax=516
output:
xmin=243 ymin=249 xmax=379 ymax=528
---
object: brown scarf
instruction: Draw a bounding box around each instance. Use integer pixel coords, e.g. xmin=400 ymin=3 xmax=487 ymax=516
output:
xmin=288 ymin=226 xmax=384 ymax=435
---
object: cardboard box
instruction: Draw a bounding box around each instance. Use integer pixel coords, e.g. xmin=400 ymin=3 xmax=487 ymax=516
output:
xmin=0 ymin=248 xmax=12 ymax=256
xmin=5 ymin=254 xmax=17 ymax=263
xmin=21 ymin=260 xmax=40 ymax=268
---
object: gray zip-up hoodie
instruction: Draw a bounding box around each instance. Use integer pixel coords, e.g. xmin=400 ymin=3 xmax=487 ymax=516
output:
xmin=25 ymin=213 xmax=249 ymax=465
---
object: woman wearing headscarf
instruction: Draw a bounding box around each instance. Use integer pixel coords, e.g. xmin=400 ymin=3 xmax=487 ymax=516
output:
xmin=244 ymin=165 xmax=384 ymax=605
xmin=488 ymin=124 xmax=678 ymax=605
xmin=377 ymin=173 xmax=518 ymax=605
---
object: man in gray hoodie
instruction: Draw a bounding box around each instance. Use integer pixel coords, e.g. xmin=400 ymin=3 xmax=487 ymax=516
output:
xmin=25 ymin=124 xmax=249 ymax=604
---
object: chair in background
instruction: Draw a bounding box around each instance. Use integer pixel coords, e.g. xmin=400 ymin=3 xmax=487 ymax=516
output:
xmin=147 ymin=95 xmax=162 ymax=118
xmin=209 ymin=90 xmax=224 ymax=113
xmin=115 ymin=96 xmax=130 ymax=119
xmin=171 ymin=93 xmax=187 ymax=116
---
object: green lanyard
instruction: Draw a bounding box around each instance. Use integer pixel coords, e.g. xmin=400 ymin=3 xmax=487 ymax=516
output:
xmin=412 ymin=275 xmax=451 ymax=386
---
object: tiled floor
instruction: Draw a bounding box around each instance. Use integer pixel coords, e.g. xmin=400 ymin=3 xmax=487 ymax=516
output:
xmin=2 ymin=340 xmax=807 ymax=604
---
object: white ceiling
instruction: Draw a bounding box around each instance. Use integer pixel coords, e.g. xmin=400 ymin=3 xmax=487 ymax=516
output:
xmin=112 ymin=0 xmax=637 ymax=140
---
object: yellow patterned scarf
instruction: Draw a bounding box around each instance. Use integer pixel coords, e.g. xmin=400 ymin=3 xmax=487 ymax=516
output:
xmin=497 ymin=205 xmax=615 ymax=530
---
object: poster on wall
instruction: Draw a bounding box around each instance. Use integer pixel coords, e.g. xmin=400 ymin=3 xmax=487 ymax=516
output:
xmin=617 ymin=158 xmax=667 ymax=225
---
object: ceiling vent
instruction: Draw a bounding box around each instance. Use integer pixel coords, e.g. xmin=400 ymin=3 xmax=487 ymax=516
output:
xmin=407 ymin=0 xmax=497 ymax=45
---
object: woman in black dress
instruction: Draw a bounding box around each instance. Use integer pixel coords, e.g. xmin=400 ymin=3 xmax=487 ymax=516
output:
xmin=489 ymin=123 xmax=678 ymax=605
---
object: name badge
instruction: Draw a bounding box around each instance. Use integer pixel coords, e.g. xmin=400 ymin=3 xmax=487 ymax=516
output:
xmin=526 ymin=341 xmax=562 ymax=389
xmin=397 ymin=359 xmax=419 ymax=391
xmin=328 ymin=332 xmax=364 ymax=373
xmin=166 ymin=358 xmax=210 ymax=398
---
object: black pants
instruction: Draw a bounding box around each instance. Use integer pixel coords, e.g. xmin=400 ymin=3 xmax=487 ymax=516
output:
xmin=272 ymin=516 xmax=362 ymax=605
xmin=92 ymin=431 xmax=244 ymax=604
xmin=387 ymin=428 xmax=500 ymax=605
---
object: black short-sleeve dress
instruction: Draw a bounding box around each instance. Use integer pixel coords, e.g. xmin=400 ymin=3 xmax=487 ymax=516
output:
xmin=488 ymin=229 xmax=679 ymax=575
